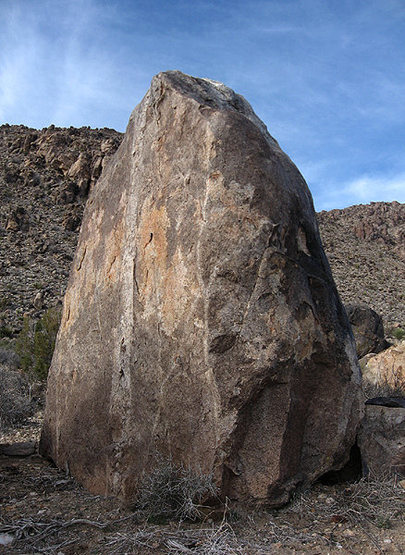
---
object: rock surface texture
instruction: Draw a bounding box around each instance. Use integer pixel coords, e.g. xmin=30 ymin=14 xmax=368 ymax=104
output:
xmin=40 ymin=71 xmax=362 ymax=506
xmin=361 ymin=342 xmax=405 ymax=393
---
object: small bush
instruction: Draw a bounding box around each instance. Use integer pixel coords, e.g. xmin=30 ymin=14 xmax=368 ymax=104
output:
xmin=0 ymin=325 xmax=13 ymax=339
xmin=134 ymin=458 xmax=218 ymax=522
xmin=0 ymin=366 xmax=34 ymax=430
xmin=15 ymin=307 xmax=61 ymax=380
xmin=392 ymin=327 xmax=405 ymax=341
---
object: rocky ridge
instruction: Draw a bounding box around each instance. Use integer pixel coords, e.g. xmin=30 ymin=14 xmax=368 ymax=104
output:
xmin=0 ymin=124 xmax=122 ymax=335
xmin=318 ymin=202 xmax=405 ymax=326
xmin=0 ymin=124 xmax=403 ymax=337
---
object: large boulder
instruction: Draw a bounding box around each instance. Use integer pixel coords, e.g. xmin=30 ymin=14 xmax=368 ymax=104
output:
xmin=40 ymin=71 xmax=362 ymax=506
xmin=345 ymin=304 xmax=388 ymax=358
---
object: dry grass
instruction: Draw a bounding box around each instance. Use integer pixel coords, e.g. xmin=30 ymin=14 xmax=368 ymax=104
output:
xmin=1 ymin=462 xmax=404 ymax=554
xmin=105 ymin=522 xmax=250 ymax=554
xmin=133 ymin=458 xmax=219 ymax=522
xmin=288 ymin=474 xmax=404 ymax=530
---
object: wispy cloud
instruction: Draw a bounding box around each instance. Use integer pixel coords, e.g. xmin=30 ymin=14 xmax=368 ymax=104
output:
xmin=316 ymin=172 xmax=405 ymax=211
xmin=0 ymin=0 xmax=145 ymax=129
xmin=344 ymin=173 xmax=405 ymax=202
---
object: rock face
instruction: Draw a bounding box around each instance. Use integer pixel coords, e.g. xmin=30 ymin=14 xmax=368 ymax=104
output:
xmin=40 ymin=71 xmax=362 ymax=506
xmin=345 ymin=304 xmax=388 ymax=358
xmin=358 ymin=405 xmax=405 ymax=477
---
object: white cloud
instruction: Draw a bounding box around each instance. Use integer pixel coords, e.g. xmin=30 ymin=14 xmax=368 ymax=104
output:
xmin=0 ymin=0 xmax=141 ymax=129
xmin=344 ymin=173 xmax=405 ymax=201
xmin=315 ymin=172 xmax=405 ymax=211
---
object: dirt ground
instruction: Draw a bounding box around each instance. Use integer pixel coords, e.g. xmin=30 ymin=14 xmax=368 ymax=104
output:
xmin=0 ymin=414 xmax=404 ymax=554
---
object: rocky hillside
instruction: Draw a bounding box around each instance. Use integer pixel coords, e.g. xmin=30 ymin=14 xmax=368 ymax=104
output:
xmin=0 ymin=124 xmax=403 ymax=336
xmin=0 ymin=124 xmax=122 ymax=336
xmin=318 ymin=202 xmax=405 ymax=326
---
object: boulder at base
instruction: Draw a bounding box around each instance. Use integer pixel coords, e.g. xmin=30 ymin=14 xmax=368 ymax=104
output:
xmin=358 ymin=405 xmax=405 ymax=477
xmin=345 ymin=304 xmax=388 ymax=358
xmin=40 ymin=71 xmax=363 ymax=506
xmin=361 ymin=342 xmax=405 ymax=394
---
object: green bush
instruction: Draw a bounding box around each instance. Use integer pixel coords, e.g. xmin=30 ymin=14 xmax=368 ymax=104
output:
xmin=392 ymin=327 xmax=405 ymax=341
xmin=15 ymin=307 xmax=61 ymax=380
xmin=0 ymin=324 xmax=13 ymax=339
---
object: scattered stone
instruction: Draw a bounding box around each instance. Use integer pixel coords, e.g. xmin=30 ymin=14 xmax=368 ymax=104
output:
xmin=318 ymin=202 xmax=405 ymax=326
xmin=342 ymin=529 xmax=355 ymax=537
xmin=41 ymin=71 xmax=362 ymax=506
xmin=33 ymin=291 xmax=44 ymax=310
xmin=0 ymin=533 xmax=14 ymax=546
xmin=6 ymin=206 xmax=29 ymax=232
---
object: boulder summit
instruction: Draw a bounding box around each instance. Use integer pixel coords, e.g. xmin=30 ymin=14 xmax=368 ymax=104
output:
xmin=40 ymin=71 xmax=362 ymax=506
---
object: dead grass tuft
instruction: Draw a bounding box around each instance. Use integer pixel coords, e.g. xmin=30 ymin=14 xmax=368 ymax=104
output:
xmin=133 ymin=458 xmax=219 ymax=522
xmin=289 ymin=473 xmax=404 ymax=529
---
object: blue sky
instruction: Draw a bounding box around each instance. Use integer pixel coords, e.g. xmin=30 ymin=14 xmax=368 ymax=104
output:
xmin=1 ymin=0 xmax=404 ymax=210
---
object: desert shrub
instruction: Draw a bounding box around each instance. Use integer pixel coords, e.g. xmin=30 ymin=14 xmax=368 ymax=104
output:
xmin=392 ymin=327 xmax=405 ymax=341
xmin=15 ymin=306 xmax=61 ymax=380
xmin=0 ymin=324 xmax=13 ymax=339
xmin=134 ymin=458 xmax=218 ymax=522
xmin=0 ymin=366 xmax=34 ymax=430
xmin=15 ymin=316 xmax=34 ymax=372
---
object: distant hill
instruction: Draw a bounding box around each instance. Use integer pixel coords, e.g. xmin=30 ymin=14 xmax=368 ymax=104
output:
xmin=0 ymin=124 xmax=122 ymax=335
xmin=318 ymin=202 xmax=404 ymax=326
xmin=0 ymin=124 xmax=403 ymax=336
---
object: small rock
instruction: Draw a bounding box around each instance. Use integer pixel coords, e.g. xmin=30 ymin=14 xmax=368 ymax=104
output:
xmin=33 ymin=291 xmax=44 ymax=310
xmin=358 ymin=405 xmax=405 ymax=477
xmin=343 ymin=529 xmax=355 ymax=537
xmin=362 ymin=343 xmax=405 ymax=394
xmin=0 ymin=534 xmax=14 ymax=546
xmin=345 ymin=304 xmax=388 ymax=358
